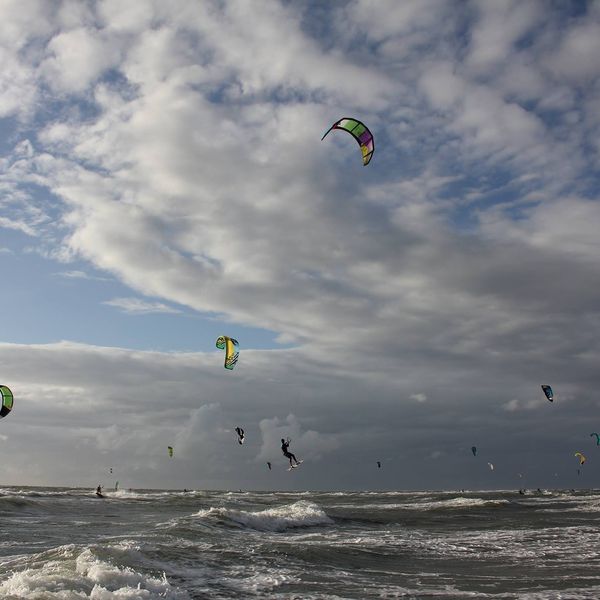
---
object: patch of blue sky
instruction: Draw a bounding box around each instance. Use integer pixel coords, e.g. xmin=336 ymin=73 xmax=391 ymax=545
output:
xmin=437 ymin=165 xmax=535 ymax=231
xmin=297 ymin=7 xmax=339 ymax=49
xmin=201 ymin=81 xmax=242 ymax=105
xmin=0 ymin=228 xmax=286 ymax=353
xmin=34 ymin=91 xmax=101 ymax=130
xmin=0 ymin=118 xmax=20 ymax=154
xmin=11 ymin=182 xmax=65 ymax=224
xmin=30 ymin=69 xmax=133 ymax=141
xmin=557 ymin=0 xmax=591 ymax=20
xmin=291 ymin=1 xmax=360 ymax=55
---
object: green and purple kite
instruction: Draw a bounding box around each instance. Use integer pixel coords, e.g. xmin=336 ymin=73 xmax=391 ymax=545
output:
xmin=321 ymin=118 xmax=374 ymax=166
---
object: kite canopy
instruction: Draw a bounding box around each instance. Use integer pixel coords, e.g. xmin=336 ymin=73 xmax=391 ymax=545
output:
xmin=541 ymin=385 xmax=553 ymax=402
xmin=471 ymin=446 xmax=477 ymax=456
xmin=488 ymin=462 xmax=494 ymax=471
xmin=216 ymin=336 xmax=239 ymax=370
xmin=575 ymin=451 xmax=586 ymax=465
xmin=167 ymin=446 xmax=173 ymax=458
xmin=0 ymin=385 xmax=13 ymax=418
xmin=591 ymin=433 xmax=600 ymax=446
xmin=321 ymin=118 xmax=374 ymax=165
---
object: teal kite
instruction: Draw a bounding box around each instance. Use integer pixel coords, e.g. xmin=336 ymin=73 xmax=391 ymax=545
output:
xmin=591 ymin=433 xmax=600 ymax=445
xmin=321 ymin=118 xmax=374 ymax=166
xmin=541 ymin=385 xmax=553 ymax=402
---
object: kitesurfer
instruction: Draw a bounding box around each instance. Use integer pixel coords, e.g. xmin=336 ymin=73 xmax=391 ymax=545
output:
xmin=281 ymin=438 xmax=300 ymax=467
xmin=96 ymin=485 xmax=103 ymax=498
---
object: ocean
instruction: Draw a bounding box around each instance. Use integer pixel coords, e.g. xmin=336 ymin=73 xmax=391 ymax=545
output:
xmin=0 ymin=486 xmax=598 ymax=598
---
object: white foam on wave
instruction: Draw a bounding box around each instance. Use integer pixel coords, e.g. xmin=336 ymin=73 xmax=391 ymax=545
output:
xmin=0 ymin=488 xmax=73 ymax=497
xmin=405 ymin=497 xmax=511 ymax=510
xmin=194 ymin=500 xmax=334 ymax=532
xmin=0 ymin=543 xmax=185 ymax=599
xmin=539 ymin=494 xmax=600 ymax=513
xmin=108 ymin=489 xmax=147 ymax=500
xmin=221 ymin=567 xmax=299 ymax=594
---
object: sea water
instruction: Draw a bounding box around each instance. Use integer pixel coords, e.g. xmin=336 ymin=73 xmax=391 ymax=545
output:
xmin=1 ymin=487 xmax=599 ymax=598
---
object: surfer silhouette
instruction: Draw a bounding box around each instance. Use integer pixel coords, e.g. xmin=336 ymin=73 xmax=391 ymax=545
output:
xmin=281 ymin=438 xmax=300 ymax=467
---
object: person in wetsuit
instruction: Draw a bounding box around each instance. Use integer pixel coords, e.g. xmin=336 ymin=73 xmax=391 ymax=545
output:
xmin=281 ymin=438 xmax=299 ymax=467
xmin=96 ymin=485 xmax=103 ymax=497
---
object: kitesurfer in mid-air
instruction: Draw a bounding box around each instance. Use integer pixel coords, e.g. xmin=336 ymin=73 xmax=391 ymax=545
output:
xmin=235 ymin=427 xmax=245 ymax=444
xmin=281 ymin=438 xmax=300 ymax=467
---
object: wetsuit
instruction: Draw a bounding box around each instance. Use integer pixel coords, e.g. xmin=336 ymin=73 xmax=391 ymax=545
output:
xmin=281 ymin=439 xmax=298 ymax=466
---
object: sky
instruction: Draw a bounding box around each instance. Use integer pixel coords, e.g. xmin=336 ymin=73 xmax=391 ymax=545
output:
xmin=1 ymin=0 xmax=600 ymax=491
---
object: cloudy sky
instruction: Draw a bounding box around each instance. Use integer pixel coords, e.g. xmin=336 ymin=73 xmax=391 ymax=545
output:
xmin=1 ymin=0 xmax=600 ymax=491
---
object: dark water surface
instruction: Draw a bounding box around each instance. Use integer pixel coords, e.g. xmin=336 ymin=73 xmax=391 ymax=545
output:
xmin=1 ymin=487 xmax=599 ymax=598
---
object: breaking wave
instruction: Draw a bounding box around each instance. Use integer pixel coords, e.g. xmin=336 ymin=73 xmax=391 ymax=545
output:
xmin=194 ymin=500 xmax=334 ymax=532
xmin=0 ymin=543 xmax=184 ymax=599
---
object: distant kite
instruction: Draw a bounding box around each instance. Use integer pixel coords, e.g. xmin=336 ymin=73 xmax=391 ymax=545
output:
xmin=575 ymin=451 xmax=586 ymax=465
xmin=168 ymin=446 xmax=174 ymax=458
xmin=216 ymin=336 xmax=239 ymax=370
xmin=541 ymin=385 xmax=553 ymax=402
xmin=0 ymin=385 xmax=13 ymax=418
xmin=471 ymin=446 xmax=477 ymax=457
xmin=267 ymin=462 xmax=272 ymax=470
xmin=591 ymin=433 xmax=600 ymax=446
xmin=321 ymin=118 xmax=374 ymax=166
xmin=235 ymin=427 xmax=245 ymax=445
xmin=377 ymin=461 xmax=381 ymax=469
xmin=488 ymin=462 xmax=494 ymax=471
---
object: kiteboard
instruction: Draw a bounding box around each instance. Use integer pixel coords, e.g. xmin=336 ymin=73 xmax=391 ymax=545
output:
xmin=95 ymin=492 xmax=104 ymax=498
xmin=287 ymin=460 xmax=303 ymax=472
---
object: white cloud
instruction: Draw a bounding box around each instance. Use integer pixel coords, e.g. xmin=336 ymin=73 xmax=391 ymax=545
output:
xmin=545 ymin=20 xmax=600 ymax=84
xmin=503 ymin=397 xmax=543 ymax=412
xmin=103 ymin=297 xmax=181 ymax=314
xmin=503 ymin=398 xmax=520 ymax=412
xmin=55 ymin=270 xmax=109 ymax=280
xmin=466 ymin=0 xmax=542 ymax=72
xmin=410 ymin=393 xmax=427 ymax=403
xmin=257 ymin=414 xmax=340 ymax=463
xmin=0 ymin=47 xmax=38 ymax=119
xmin=41 ymin=27 xmax=122 ymax=93
xmin=0 ymin=216 xmax=37 ymax=236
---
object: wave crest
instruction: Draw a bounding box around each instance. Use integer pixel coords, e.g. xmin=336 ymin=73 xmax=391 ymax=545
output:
xmin=194 ymin=500 xmax=333 ymax=532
